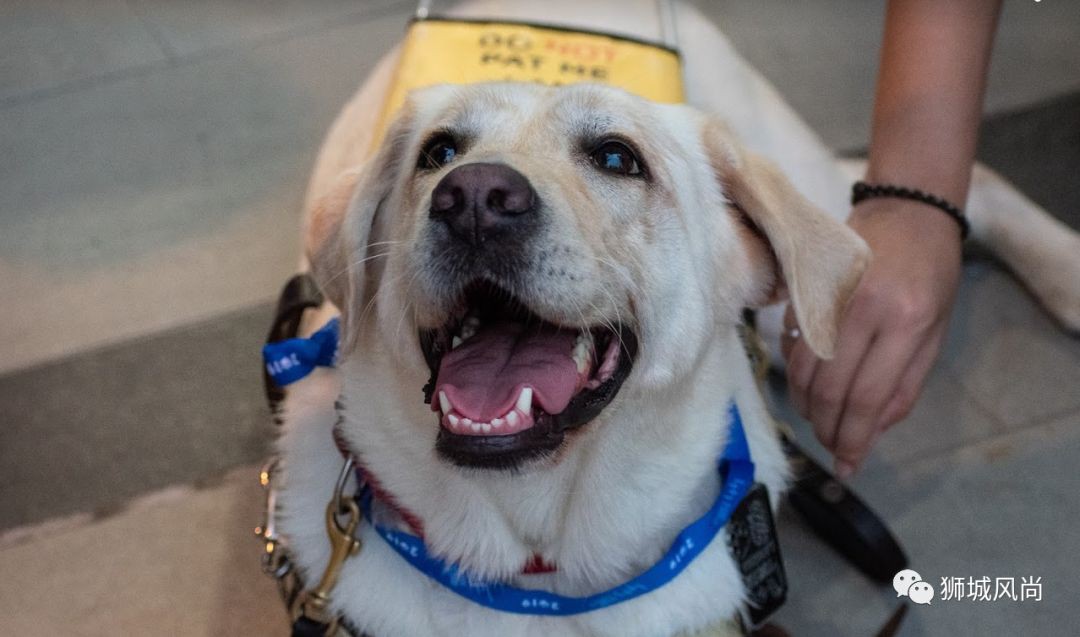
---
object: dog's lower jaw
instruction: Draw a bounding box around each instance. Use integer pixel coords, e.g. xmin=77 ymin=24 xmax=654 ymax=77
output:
xmin=276 ymin=329 xmax=786 ymax=636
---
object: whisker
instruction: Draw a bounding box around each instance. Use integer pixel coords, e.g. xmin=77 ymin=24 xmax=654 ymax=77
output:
xmin=393 ymin=265 xmax=428 ymax=346
xmin=588 ymin=254 xmax=641 ymax=296
xmin=321 ymin=249 xmax=394 ymax=290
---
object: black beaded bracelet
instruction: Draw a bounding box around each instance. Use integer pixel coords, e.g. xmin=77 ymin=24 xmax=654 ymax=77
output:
xmin=851 ymin=181 xmax=970 ymax=239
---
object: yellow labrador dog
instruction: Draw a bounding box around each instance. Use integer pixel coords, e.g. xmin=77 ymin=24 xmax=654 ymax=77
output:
xmin=273 ymin=2 xmax=1080 ymax=636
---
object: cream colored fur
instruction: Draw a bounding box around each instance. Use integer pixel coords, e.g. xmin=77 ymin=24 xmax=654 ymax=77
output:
xmin=274 ymin=3 xmax=1080 ymax=636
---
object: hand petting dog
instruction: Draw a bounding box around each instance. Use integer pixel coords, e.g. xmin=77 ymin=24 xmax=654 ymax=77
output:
xmin=783 ymin=199 xmax=963 ymax=478
xmin=781 ymin=0 xmax=1000 ymax=477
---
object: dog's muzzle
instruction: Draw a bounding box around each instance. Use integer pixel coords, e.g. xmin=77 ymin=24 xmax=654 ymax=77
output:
xmin=415 ymin=163 xmax=639 ymax=469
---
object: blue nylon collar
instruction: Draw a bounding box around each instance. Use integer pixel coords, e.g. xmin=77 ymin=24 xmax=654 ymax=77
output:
xmin=263 ymin=319 xmax=755 ymax=615
xmin=360 ymin=403 xmax=754 ymax=616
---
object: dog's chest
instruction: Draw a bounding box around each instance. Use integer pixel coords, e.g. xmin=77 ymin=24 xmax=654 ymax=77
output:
xmin=274 ymin=338 xmax=785 ymax=637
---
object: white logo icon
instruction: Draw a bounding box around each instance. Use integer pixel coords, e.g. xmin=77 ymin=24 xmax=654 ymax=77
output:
xmin=893 ymin=569 xmax=922 ymax=597
xmin=908 ymin=581 xmax=935 ymax=605
xmin=893 ymin=569 xmax=935 ymax=605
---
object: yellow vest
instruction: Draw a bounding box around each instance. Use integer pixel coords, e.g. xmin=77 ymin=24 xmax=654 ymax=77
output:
xmin=373 ymin=18 xmax=685 ymax=146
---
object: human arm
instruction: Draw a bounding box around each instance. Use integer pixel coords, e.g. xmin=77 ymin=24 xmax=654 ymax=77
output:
xmin=783 ymin=0 xmax=1002 ymax=477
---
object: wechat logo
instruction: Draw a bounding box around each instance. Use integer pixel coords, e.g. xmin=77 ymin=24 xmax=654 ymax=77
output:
xmin=893 ymin=569 xmax=935 ymax=605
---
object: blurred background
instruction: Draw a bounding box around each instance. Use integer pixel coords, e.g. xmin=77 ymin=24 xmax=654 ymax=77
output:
xmin=1 ymin=1 xmax=1078 ymax=635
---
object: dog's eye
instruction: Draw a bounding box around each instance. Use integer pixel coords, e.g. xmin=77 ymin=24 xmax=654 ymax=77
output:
xmin=418 ymin=134 xmax=459 ymax=170
xmin=589 ymin=140 xmax=643 ymax=177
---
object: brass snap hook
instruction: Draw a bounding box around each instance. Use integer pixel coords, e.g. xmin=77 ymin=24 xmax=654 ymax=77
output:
xmin=296 ymin=458 xmax=363 ymax=624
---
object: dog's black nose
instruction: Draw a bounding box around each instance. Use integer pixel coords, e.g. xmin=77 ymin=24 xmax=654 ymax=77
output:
xmin=429 ymin=162 xmax=536 ymax=246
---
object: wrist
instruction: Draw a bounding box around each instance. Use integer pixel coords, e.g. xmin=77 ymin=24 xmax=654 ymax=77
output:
xmin=862 ymin=162 xmax=972 ymax=205
xmin=849 ymin=198 xmax=966 ymax=251
xmin=851 ymin=181 xmax=969 ymax=239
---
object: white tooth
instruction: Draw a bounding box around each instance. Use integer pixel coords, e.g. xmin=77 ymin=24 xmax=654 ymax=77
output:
xmin=452 ymin=336 xmax=463 ymax=349
xmin=471 ymin=422 xmax=482 ymax=433
xmin=462 ymin=418 xmax=473 ymax=426
xmin=506 ymin=411 xmax=520 ymax=427
xmin=460 ymin=326 xmax=475 ymax=340
xmin=516 ymin=387 xmax=533 ymax=414
xmin=491 ymin=418 xmax=504 ymax=428
xmin=439 ymin=391 xmax=451 ymax=414
xmin=465 ymin=316 xmax=480 ymax=328
xmin=572 ymin=341 xmax=590 ymax=373
xmin=481 ymin=423 xmax=491 ymax=433
xmin=448 ymin=414 xmax=459 ymax=426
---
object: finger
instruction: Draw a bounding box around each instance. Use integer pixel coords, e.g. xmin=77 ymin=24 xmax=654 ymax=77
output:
xmin=804 ymin=314 xmax=875 ymax=452
xmin=786 ymin=342 xmax=818 ymax=423
xmin=832 ymin=332 xmax=921 ymax=475
xmin=875 ymin=330 xmax=944 ymax=431
xmin=783 ymin=305 xmax=816 ymax=417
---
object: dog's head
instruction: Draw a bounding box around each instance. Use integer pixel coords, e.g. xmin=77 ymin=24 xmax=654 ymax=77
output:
xmin=309 ymin=83 xmax=867 ymax=470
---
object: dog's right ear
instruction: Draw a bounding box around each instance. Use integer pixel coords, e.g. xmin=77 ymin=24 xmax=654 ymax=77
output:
xmin=703 ymin=118 xmax=870 ymax=359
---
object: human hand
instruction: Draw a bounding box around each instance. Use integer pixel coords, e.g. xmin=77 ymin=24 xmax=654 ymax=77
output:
xmin=781 ymin=199 xmax=963 ymax=478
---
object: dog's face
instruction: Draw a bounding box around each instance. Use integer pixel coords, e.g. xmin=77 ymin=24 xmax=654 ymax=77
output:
xmin=309 ymin=83 xmax=867 ymax=471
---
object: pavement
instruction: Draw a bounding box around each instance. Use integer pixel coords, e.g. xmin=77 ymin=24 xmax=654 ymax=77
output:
xmin=2 ymin=1 xmax=1078 ymax=635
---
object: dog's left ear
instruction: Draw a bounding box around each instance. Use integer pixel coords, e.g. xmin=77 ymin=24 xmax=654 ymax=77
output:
xmin=305 ymin=167 xmax=365 ymax=313
xmin=704 ymin=119 xmax=870 ymax=359
xmin=304 ymin=109 xmax=416 ymax=349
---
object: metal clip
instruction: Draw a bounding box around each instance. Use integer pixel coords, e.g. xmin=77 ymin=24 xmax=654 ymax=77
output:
xmin=295 ymin=458 xmax=363 ymax=625
xmin=256 ymin=458 xmax=293 ymax=578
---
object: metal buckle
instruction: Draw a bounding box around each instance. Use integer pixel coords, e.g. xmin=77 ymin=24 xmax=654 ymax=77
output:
xmin=291 ymin=457 xmax=363 ymax=628
xmin=257 ymin=458 xmax=310 ymax=618
xmin=256 ymin=459 xmax=293 ymax=577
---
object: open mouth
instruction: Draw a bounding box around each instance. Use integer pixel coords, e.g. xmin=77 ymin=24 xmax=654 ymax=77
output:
xmin=419 ymin=282 xmax=638 ymax=469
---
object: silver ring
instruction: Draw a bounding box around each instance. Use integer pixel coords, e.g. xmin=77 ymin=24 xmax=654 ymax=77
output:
xmin=787 ymin=327 xmax=801 ymax=340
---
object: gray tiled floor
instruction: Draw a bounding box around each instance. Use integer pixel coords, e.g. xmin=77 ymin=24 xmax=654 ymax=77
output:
xmin=706 ymin=0 xmax=1080 ymax=151
xmin=0 ymin=467 xmax=287 ymax=636
xmin=0 ymin=0 xmax=413 ymax=106
xmin=0 ymin=2 xmax=415 ymax=374
xmin=978 ymin=91 xmax=1080 ymax=233
xmin=3 ymin=2 xmax=1080 ymax=636
xmin=0 ymin=0 xmax=169 ymax=103
xmin=1 ymin=303 xmax=275 ymax=530
xmin=126 ymin=0 xmax=407 ymax=58
xmin=775 ymin=413 xmax=1079 ymax=636
xmin=942 ymin=263 xmax=1080 ymax=429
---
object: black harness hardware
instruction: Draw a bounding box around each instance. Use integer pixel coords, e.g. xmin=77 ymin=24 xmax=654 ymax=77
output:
xmin=781 ymin=435 xmax=909 ymax=584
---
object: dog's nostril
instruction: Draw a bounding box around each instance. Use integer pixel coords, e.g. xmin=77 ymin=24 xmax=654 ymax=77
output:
xmin=431 ymin=186 xmax=462 ymax=215
xmin=493 ymin=187 xmax=533 ymax=216
xmin=487 ymin=188 xmax=506 ymax=212
xmin=487 ymin=188 xmax=532 ymax=215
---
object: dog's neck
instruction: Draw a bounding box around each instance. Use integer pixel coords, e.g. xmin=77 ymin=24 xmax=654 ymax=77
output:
xmin=337 ymin=327 xmax=768 ymax=596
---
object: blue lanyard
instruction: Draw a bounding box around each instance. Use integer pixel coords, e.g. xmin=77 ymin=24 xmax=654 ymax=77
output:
xmin=359 ymin=403 xmax=754 ymax=616
xmin=262 ymin=318 xmax=339 ymax=386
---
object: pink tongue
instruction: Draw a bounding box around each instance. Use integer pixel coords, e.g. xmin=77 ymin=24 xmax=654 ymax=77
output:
xmin=435 ymin=321 xmax=580 ymax=422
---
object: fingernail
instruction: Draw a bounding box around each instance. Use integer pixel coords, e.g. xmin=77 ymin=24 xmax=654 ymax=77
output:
xmin=834 ymin=461 xmax=854 ymax=479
